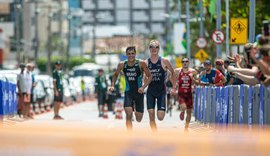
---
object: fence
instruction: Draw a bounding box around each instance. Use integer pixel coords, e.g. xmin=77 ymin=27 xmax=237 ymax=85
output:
xmin=194 ymin=84 xmax=270 ymax=126
xmin=0 ymin=80 xmax=17 ymax=118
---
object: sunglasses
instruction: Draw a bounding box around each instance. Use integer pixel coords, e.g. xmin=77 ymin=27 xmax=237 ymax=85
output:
xmin=182 ymin=60 xmax=189 ymax=63
xmin=149 ymin=45 xmax=159 ymax=49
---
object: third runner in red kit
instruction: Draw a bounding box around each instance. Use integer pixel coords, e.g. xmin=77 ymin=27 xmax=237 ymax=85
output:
xmin=175 ymin=58 xmax=198 ymax=130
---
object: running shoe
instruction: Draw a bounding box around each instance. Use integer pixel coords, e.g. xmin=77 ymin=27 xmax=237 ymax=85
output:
xmin=53 ymin=115 xmax=64 ymax=120
xmin=180 ymin=111 xmax=184 ymax=121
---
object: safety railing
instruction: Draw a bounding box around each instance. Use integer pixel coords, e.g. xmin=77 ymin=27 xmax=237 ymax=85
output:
xmin=194 ymin=84 xmax=270 ymax=126
xmin=0 ymin=80 xmax=17 ymax=118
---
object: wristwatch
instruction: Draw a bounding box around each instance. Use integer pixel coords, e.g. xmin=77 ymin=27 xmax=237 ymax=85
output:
xmin=255 ymin=53 xmax=263 ymax=61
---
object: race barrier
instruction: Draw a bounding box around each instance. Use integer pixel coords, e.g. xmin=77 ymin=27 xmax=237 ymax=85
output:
xmin=194 ymin=84 xmax=270 ymax=126
xmin=0 ymin=80 xmax=17 ymax=118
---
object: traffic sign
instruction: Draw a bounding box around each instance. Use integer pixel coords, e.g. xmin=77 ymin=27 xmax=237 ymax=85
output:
xmin=175 ymin=56 xmax=183 ymax=68
xmin=212 ymin=30 xmax=224 ymax=44
xmin=230 ymin=18 xmax=248 ymax=44
xmin=196 ymin=37 xmax=207 ymax=48
xmin=195 ymin=49 xmax=208 ymax=62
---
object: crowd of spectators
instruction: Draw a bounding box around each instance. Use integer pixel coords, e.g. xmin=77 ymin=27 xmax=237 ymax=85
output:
xmin=195 ymin=32 xmax=270 ymax=89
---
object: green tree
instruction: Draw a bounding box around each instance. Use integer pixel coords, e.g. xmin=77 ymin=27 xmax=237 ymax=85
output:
xmin=170 ymin=0 xmax=270 ymax=61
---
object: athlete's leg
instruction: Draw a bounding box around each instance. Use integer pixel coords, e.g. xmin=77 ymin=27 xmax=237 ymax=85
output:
xmin=148 ymin=109 xmax=157 ymax=132
xmin=146 ymin=92 xmax=157 ymax=132
xmin=125 ymin=107 xmax=133 ymax=131
xmin=166 ymin=93 xmax=171 ymax=113
xmin=157 ymin=93 xmax=166 ymax=121
xmin=178 ymin=94 xmax=187 ymax=121
xmin=185 ymin=93 xmax=193 ymax=129
xmin=185 ymin=109 xmax=192 ymax=129
xmin=135 ymin=112 xmax=143 ymax=122
xmin=134 ymin=93 xmax=144 ymax=122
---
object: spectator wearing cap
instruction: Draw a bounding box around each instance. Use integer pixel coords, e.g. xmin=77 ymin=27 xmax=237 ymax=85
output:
xmin=198 ymin=63 xmax=209 ymax=85
xmin=94 ymin=68 xmax=108 ymax=117
xmin=52 ymin=60 xmax=64 ymax=120
xmin=200 ymin=60 xmax=226 ymax=87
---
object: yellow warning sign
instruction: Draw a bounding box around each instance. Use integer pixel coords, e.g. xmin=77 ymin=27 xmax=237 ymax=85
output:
xmin=175 ymin=57 xmax=183 ymax=68
xmin=195 ymin=49 xmax=208 ymax=62
xmin=230 ymin=18 xmax=248 ymax=44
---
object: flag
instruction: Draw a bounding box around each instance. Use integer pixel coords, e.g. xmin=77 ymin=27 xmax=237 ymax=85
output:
xmin=209 ymin=0 xmax=216 ymax=20
xmin=181 ymin=29 xmax=187 ymax=50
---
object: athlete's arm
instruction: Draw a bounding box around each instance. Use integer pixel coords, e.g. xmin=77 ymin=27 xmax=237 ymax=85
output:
xmin=190 ymin=69 xmax=200 ymax=85
xmin=139 ymin=61 xmax=152 ymax=93
xmin=142 ymin=59 xmax=148 ymax=85
xmin=109 ymin=62 xmax=124 ymax=92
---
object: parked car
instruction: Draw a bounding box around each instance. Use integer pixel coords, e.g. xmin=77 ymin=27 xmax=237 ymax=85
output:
xmin=34 ymin=75 xmax=54 ymax=108
xmin=70 ymin=63 xmax=102 ymax=96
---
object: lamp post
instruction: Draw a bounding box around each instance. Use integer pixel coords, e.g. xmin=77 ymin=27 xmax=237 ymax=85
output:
xmin=91 ymin=15 xmax=97 ymax=60
xmin=34 ymin=3 xmax=40 ymax=62
xmin=47 ymin=10 xmax=53 ymax=75
xmin=15 ymin=3 xmax=22 ymax=64
xmin=66 ymin=13 xmax=72 ymax=72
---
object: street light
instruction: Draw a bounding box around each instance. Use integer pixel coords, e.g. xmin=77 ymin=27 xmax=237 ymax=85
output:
xmin=34 ymin=5 xmax=40 ymax=62
xmin=91 ymin=14 xmax=105 ymax=61
xmin=67 ymin=8 xmax=84 ymax=70
xmin=15 ymin=3 xmax=22 ymax=64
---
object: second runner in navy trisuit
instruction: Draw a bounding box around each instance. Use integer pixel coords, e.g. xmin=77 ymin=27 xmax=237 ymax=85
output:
xmin=146 ymin=40 xmax=177 ymax=132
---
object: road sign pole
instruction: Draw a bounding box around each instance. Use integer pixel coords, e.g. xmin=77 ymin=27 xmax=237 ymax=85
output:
xmin=186 ymin=1 xmax=190 ymax=60
xmin=216 ymin=0 xmax=222 ymax=58
xmin=199 ymin=0 xmax=204 ymax=37
xmin=225 ymin=0 xmax=230 ymax=56
xmin=249 ymin=0 xmax=256 ymax=43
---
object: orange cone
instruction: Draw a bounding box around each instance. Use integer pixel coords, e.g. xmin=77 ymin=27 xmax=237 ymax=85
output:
xmin=34 ymin=103 xmax=40 ymax=114
xmin=40 ymin=103 xmax=45 ymax=113
xmin=29 ymin=104 xmax=34 ymax=116
xmin=45 ymin=104 xmax=51 ymax=112
xmin=115 ymin=106 xmax=119 ymax=119
xmin=115 ymin=101 xmax=123 ymax=119
xmin=103 ymin=104 xmax=109 ymax=119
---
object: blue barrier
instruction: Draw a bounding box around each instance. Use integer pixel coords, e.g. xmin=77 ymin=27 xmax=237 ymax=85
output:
xmin=197 ymin=87 xmax=202 ymax=122
xmin=0 ymin=80 xmax=17 ymax=116
xmin=248 ymin=86 xmax=253 ymax=125
xmin=194 ymin=85 xmax=269 ymax=127
xmin=13 ymin=84 xmax=17 ymax=115
xmin=194 ymin=88 xmax=197 ymax=120
xmin=0 ymin=80 xmax=4 ymax=115
xmin=203 ymin=87 xmax=207 ymax=123
xmin=239 ymin=85 xmax=244 ymax=124
xmin=215 ymin=87 xmax=220 ymax=124
xmin=223 ymin=87 xmax=229 ymax=124
xmin=259 ymin=85 xmax=264 ymax=126
xmin=228 ymin=86 xmax=234 ymax=124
